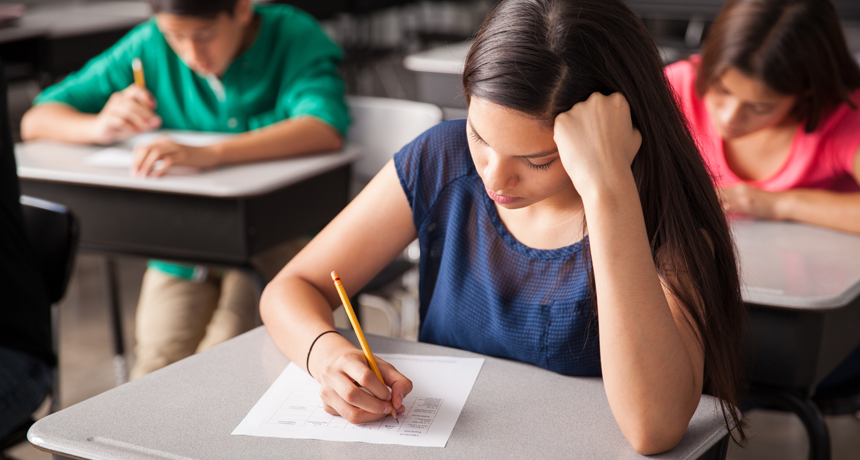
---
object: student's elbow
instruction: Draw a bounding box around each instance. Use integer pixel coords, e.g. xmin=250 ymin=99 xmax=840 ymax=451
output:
xmin=622 ymin=418 xmax=688 ymax=455
xmin=328 ymin=130 xmax=344 ymax=151
xmin=19 ymin=107 xmax=41 ymax=141
xmin=258 ymin=276 xmax=284 ymax=323
xmin=258 ymin=268 xmax=305 ymax=325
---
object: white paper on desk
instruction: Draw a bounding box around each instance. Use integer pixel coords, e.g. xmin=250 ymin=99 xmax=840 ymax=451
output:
xmin=232 ymin=355 xmax=484 ymax=447
xmin=83 ymin=148 xmax=137 ymax=168
xmin=83 ymin=132 xmax=228 ymax=171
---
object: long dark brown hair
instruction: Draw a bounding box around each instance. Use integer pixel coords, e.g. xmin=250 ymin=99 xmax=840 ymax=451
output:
xmin=463 ymin=0 xmax=747 ymax=443
xmin=699 ymin=0 xmax=860 ymax=132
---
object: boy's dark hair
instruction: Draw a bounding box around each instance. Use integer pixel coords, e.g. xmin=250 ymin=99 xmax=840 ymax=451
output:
xmin=148 ymin=0 xmax=240 ymax=18
xmin=699 ymin=0 xmax=860 ymax=132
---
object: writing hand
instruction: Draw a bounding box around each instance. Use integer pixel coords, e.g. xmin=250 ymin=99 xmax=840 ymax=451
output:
xmin=92 ymin=84 xmax=161 ymax=145
xmin=315 ymin=348 xmax=412 ymax=424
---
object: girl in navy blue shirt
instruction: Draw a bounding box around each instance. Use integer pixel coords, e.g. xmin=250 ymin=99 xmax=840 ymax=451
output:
xmin=262 ymin=0 xmax=747 ymax=453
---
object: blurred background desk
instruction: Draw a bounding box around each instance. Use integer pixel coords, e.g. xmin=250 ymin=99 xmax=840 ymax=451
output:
xmin=402 ymin=40 xmax=692 ymax=118
xmin=29 ymin=326 xmax=733 ymax=460
xmin=0 ymin=1 xmax=149 ymax=83
xmin=15 ymin=138 xmax=361 ymax=384
xmin=403 ymin=40 xmax=470 ymax=119
xmin=732 ymin=219 xmax=860 ymax=460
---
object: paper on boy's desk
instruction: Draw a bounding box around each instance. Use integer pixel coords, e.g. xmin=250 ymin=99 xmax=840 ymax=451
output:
xmin=232 ymin=355 xmax=484 ymax=447
xmin=83 ymin=131 xmax=229 ymax=172
xmin=83 ymin=148 xmax=139 ymax=168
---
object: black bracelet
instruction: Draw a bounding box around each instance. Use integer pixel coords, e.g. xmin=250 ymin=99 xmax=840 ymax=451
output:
xmin=306 ymin=330 xmax=339 ymax=378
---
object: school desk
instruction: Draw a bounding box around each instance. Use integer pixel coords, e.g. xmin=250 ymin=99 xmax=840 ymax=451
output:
xmin=28 ymin=326 xmax=733 ymax=460
xmin=402 ymin=40 xmax=471 ymax=111
xmin=15 ymin=135 xmax=361 ymax=384
xmin=732 ymin=218 xmax=860 ymax=460
xmin=402 ymin=40 xmax=683 ymax=112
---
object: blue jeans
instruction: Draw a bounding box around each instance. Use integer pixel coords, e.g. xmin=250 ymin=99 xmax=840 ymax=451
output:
xmin=0 ymin=346 xmax=51 ymax=438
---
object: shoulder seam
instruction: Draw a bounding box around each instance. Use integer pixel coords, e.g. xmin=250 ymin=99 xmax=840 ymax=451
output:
xmin=416 ymin=165 xmax=477 ymax=230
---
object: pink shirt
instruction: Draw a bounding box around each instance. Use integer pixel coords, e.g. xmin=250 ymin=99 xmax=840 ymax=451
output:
xmin=665 ymin=56 xmax=860 ymax=192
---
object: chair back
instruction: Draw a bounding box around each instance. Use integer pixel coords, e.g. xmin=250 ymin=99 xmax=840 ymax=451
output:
xmin=20 ymin=196 xmax=79 ymax=304
xmin=346 ymin=96 xmax=443 ymax=184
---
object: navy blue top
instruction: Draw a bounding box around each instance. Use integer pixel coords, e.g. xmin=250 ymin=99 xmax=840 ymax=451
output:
xmin=394 ymin=119 xmax=601 ymax=376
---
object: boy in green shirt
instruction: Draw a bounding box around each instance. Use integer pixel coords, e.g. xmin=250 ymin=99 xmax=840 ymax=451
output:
xmin=21 ymin=0 xmax=349 ymax=379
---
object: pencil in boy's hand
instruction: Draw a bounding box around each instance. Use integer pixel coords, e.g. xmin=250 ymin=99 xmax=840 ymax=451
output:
xmin=132 ymin=58 xmax=146 ymax=89
xmin=331 ymin=271 xmax=399 ymax=422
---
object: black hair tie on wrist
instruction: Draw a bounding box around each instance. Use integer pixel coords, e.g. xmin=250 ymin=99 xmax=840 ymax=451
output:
xmin=306 ymin=330 xmax=339 ymax=378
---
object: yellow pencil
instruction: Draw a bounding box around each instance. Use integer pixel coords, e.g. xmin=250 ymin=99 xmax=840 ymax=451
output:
xmin=331 ymin=271 xmax=398 ymax=422
xmin=132 ymin=58 xmax=145 ymax=89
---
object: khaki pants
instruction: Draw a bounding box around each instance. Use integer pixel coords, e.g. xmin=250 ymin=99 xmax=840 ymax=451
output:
xmin=129 ymin=237 xmax=310 ymax=380
xmin=129 ymin=269 xmax=257 ymax=380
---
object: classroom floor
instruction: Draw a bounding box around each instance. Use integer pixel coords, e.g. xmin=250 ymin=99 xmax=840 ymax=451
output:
xmin=5 ymin=253 xmax=860 ymax=460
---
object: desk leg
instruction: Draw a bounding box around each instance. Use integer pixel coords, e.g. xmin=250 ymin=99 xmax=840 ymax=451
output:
xmin=102 ymin=257 xmax=128 ymax=385
xmin=749 ymin=387 xmax=830 ymax=460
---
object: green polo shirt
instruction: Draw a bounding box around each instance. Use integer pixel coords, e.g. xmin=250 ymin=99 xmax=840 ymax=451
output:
xmin=35 ymin=4 xmax=348 ymax=279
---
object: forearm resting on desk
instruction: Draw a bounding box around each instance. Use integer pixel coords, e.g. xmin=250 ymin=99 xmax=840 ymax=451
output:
xmin=774 ymin=189 xmax=860 ymax=234
xmin=261 ymin=163 xmax=416 ymax=423
xmin=585 ymin=181 xmax=704 ymax=455
xmin=261 ymin=274 xmax=343 ymax=376
xmin=210 ymin=117 xmax=343 ymax=164
xmin=261 ymin=274 xmax=411 ymax=424
xmin=21 ymin=103 xmax=102 ymax=144
xmin=132 ymin=118 xmax=345 ymax=176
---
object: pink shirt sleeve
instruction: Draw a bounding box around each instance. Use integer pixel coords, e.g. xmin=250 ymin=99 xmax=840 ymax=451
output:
xmin=664 ymin=59 xmax=698 ymax=122
xmin=664 ymin=57 xmax=736 ymax=187
xmin=822 ymin=91 xmax=860 ymax=179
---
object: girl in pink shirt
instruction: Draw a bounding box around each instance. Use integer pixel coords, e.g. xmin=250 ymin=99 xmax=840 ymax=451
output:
xmin=665 ymin=0 xmax=860 ymax=235
xmin=666 ymin=0 xmax=860 ymax=417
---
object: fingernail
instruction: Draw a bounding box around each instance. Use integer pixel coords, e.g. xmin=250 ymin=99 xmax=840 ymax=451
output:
xmin=382 ymin=405 xmax=391 ymax=414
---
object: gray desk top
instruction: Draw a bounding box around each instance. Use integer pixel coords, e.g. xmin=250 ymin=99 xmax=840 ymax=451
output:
xmin=402 ymin=41 xmax=690 ymax=75
xmin=16 ymin=135 xmax=362 ymax=198
xmin=0 ymin=2 xmax=149 ymax=43
xmin=732 ymin=218 xmax=860 ymax=310
xmin=403 ymin=40 xmax=472 ymax=75
xmin=29 ymin=327 xmax=730 ymax=460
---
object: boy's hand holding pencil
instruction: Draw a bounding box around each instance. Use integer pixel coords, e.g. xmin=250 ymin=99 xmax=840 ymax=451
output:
xmin=90 ymin=85 xmax=160 ymax=145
